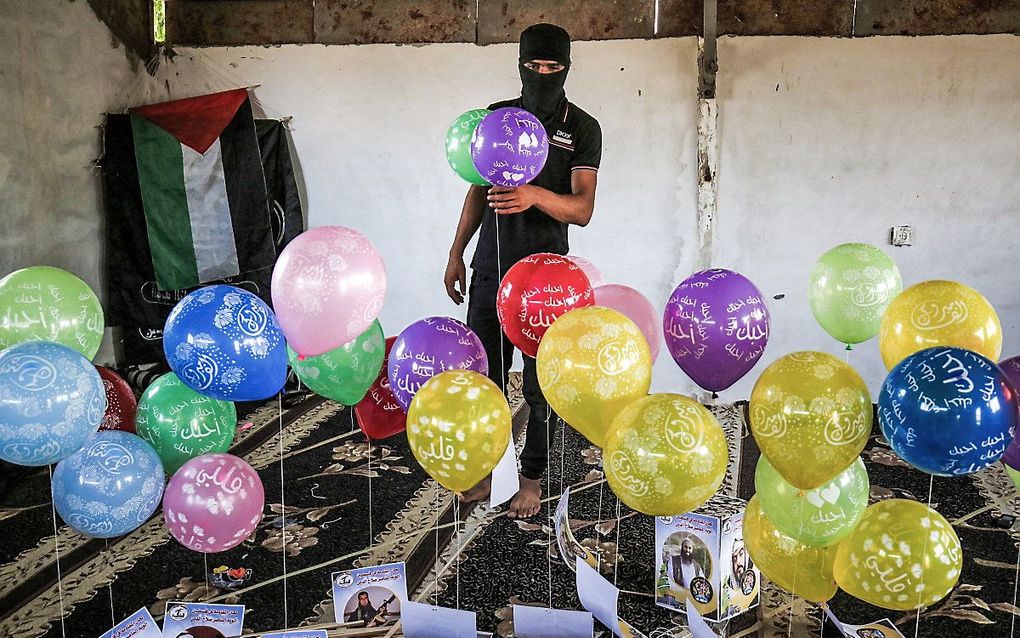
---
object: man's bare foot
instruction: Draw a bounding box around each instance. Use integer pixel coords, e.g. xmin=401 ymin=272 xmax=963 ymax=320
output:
xmin=458 ymin=476 xmax=491 ymax=503
xmin=508 ymin=476 xmax=542 ymax=518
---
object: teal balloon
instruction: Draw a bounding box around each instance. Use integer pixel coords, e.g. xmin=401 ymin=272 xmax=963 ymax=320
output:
xmin=288 ymin=320 xmax=385 ymax=405
xmin=755 ymin=456 xmax=869 ymax=547
xmin=808 ymin=243 xmax=902 ymax=346
xmin=445 ymin=109 xmax=490 ymax=185
xmin=0 ymin=341 xmax=106 ymax=466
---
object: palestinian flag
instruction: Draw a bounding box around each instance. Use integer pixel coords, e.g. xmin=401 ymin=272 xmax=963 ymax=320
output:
xmin=129 ymin=88 xmax=274 ymax=290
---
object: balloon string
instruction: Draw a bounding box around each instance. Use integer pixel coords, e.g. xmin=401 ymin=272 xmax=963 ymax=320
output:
xmin=596 ymin=474 xmax=605 ymax=572
xmin=48 ymin=465 xmax=67 ymax=638
xmin=788 ymin=492 xmax=808 ymax=638
xmin=278 ymin=393 xmax=289 ymax=629
xmin=1011 ymin=538 xmax=1020 ymax=637
xmin=493 ymin=194 xmax=506 ymax=396
xmin=203 ymin=553 xmax=209 ymax=596
xmin=455 ymin=498 xmax=461 ymax=610
xmin=914 ymin=474 xmax=935 ymax=638
xmin=434 ymin=483 xmax=440 ymax=606
xmin=613 ymin=497 xmax=622 ymax=588
xmin=547 ymin=405 xmax=553 ymax=609
xmin=558 ymin=418 xmax=565 ymax=498
xmin=104 ymin=539 xmax=115 ymax=627
xmin=368 ymin=433 xmax=374 ymax=550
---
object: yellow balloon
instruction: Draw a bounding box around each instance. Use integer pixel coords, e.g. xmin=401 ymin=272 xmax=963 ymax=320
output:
xmin=537 ymin=306 xmax=652 ymax=447
xmin=743 ymin=496 xmax=838 ymax=603
xmin=406 ymin=370 xmax=511 ymax=493
xmin=603 ymin=393 xmax=727 ymax=516
xmin=879 ymin=280 xmax=1001 ymax=370
xmin=750 ymin=351 xmax=872 ymax=490
xmin=834 ymin=499 xmax=962 ymax=611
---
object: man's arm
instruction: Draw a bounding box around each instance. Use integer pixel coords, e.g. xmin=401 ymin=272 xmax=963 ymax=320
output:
xmin=444 ymin=185 xmax=487 ymax=305
xmin=486 ymin=169 xmax=598 ymax=226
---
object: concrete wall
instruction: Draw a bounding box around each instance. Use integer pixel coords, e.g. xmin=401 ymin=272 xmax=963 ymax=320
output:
xmin=165 ymin=38 xmax=698 ymax=388
xmin=0 ymin=0 xmax=144 ymax=364
xmin=715 ymin=35 xmax=1020 ymax=398
xmin=161 ymin=34 xmax=1020 ymax=396
xmin=5 ymin=4 xmax=1019 ymax=396
xmin=165 ymin=35 xmax=1020 ymax=398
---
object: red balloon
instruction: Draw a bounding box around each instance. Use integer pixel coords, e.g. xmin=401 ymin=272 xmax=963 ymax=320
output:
xmin=96 ymin=366 xmax=137 ymax=433
xmin=355 ymin=337 xmax=407 ymax=440
xmin=496 ymin=253 xmax=594 ymax=357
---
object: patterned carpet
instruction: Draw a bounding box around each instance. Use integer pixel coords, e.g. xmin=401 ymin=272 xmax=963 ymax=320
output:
xmin=1 ymin=382 xmax=1020 ymax=637
xmin=0 ymin=373 xmax=526 ymax=638
xmin=426 ymin=404 xmax=1020 ymax=637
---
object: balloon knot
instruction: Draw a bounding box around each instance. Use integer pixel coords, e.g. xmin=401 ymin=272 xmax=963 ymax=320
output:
xmin=711 ymin=392 xmax=719 ymax=400
xmin=297 ymin=354 xmax=307 ymax=361
xmin=845 ymin=343 xmax=854 ymax=351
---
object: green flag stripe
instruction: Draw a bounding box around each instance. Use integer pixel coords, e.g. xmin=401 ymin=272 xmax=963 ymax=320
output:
xmin=130 ymin=114 xmax=198 ymax=290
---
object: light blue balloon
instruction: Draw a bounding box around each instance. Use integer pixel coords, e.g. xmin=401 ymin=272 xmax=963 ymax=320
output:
xmin=0 ymin=341 xmax=106 ymax=466
xmin=163 ymin=285 xmax=288 ymax=401
xmin=52 ymin=431 xmax=165 ymax=538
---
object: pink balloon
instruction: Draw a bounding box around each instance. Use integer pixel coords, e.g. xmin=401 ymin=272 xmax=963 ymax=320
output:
xmin=594 ymin=284 xmax=661 ymax=362
xmin=271 ymin=226 xmax=387 ymax=357
xmin=566 ymin=255 xmax=603 ymax=288
xmin=163 ymin=453 xmax=265 ymax=553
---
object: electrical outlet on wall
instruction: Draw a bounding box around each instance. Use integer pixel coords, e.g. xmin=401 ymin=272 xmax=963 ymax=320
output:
xmin=890 ymin=226 xmax=912 ymax=247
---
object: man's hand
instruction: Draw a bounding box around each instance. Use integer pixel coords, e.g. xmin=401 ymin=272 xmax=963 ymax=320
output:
xmin=488 ymin=185 xmax=540 ymax=215
xmin=444 ymin=254 xmax=467 ymax=305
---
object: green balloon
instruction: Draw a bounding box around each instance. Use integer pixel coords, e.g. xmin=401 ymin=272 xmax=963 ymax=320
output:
xmin=755 ymin=455 xmax=869 ymax=547
xmin=808 ymin=243 xmax=902 ymax=346
xmin=1006 ymin=464 xmax=1020 ymax=494
xmin=0 ymin=266 xmax=105 ymax=359
xmin=445 ymin=109 xmax=490 ymax=186
xmin=289 ymin=319 xmax=385 ymax=405
xmin=135 ymin=372 xmax=236 ymax=474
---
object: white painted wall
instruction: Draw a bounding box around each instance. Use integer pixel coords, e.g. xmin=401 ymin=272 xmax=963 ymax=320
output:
xmin=168 ymin=39 xmax=699 ymax=389
xmin=6 ymin=9 xmax=1020 ymax=398
xmin=716 ymin=35 xmax=1020 ymax=399
xmin=173 ymin=36 xmax=1020 ymax=398
xmin=0 ymin=0 xmax=145 ymax=364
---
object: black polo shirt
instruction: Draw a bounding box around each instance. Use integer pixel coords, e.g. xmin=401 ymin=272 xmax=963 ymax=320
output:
xmin=470 ymin=96 xmax=602 ymax=279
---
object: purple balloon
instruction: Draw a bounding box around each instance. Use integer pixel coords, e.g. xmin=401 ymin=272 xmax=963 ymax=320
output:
xmin=470 ymin=107 xmax=549 ymax=187
xmin=998 ymin=356 xmax=1020 ymax=469
xmin=663 ymin=268 xmax=771 ymax=393
xmin=388 ymin=317 xmax=489 ymax=412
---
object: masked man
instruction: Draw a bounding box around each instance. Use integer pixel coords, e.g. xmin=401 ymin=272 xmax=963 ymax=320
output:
xmin=444 ymin=23 xmax=602 ymax=518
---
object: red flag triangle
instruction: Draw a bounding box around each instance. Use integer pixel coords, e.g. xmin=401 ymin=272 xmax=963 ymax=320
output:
xmin=130 ymin=88 xmax=249 ymax=154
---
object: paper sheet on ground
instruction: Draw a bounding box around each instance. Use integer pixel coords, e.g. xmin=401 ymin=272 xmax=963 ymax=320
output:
xmin=401 ymin=600 xmax=477 ymax=638
xmin=513 ymin=604 xmax=593 ymax=638
xmin=99 ymin=607 xmax=161 ymax=638
xmin=822 ymin=604 xmax=905 ymax=637
xmin=554 ymin=487 xmax=598 ymax=571
xmin=686 ymin=598 xmax=718 ymax=638
xmin=489 ymin=437 xmax=519 ymax=507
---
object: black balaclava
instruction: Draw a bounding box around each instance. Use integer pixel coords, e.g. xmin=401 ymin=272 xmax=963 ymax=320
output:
xmin=519 ymin=23 xmax=571 ymax=121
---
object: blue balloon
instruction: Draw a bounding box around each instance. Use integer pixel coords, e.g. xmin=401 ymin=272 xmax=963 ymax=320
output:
xmin=879 ymin=346 xmax=1017 ymax=476
xmin=52 ymin=431 xmax=165 ymax=538
xmin=163 ymin=285 xmax=287 ymax=401
xmin=0 ymin=341 xmax=106 ymax=466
